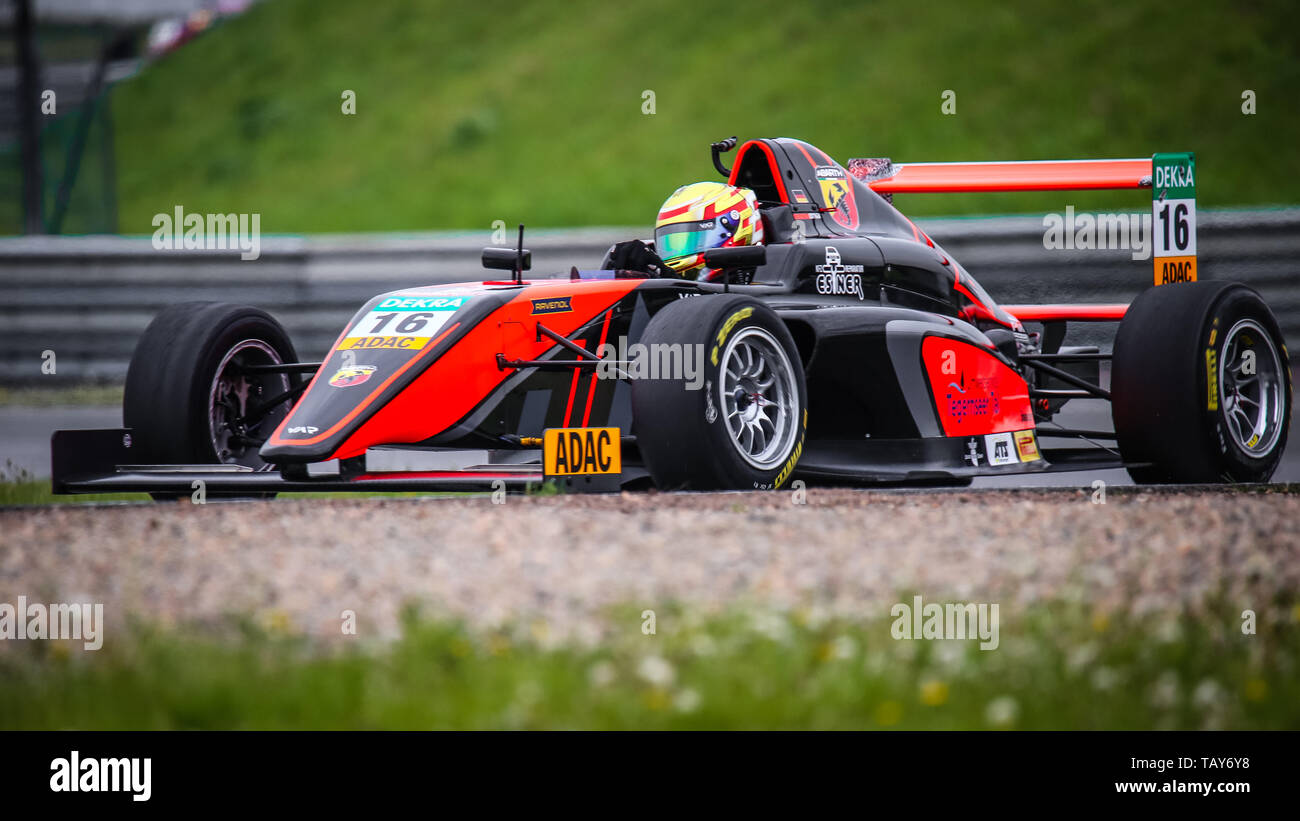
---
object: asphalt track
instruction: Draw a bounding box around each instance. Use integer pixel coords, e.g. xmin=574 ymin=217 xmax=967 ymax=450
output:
xmin=2 ymin=396 xmax=1298 ymax=488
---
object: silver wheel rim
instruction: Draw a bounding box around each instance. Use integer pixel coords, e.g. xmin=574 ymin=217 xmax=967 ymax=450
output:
xmin=208 ymin=339 xmax=289 ymax=468
xmin=719 ymin=326 xmax=799 ymax=470
xmin=1219 ymin=318 xmax=1285 ymax=458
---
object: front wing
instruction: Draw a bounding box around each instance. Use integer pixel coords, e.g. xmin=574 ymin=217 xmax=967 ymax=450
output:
xmin=51 ymin=428 xmax=1142 ymax=497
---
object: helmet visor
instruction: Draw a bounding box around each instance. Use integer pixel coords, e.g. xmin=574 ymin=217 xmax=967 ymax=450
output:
xmin=655 ymin=220 xmax=724 ymax=263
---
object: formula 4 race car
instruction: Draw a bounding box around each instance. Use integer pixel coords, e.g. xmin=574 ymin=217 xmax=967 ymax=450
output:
xmin=53 ymin=137 xmax=1292 ymax=498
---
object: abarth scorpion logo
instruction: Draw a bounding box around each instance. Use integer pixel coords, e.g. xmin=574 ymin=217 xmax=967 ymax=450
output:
xmin=814 ymin=246 xmax=866 ymax=300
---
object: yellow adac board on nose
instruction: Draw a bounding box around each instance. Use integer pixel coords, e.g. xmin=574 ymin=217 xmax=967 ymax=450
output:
xmin=543 ymin=427 xmax=622 ymax=476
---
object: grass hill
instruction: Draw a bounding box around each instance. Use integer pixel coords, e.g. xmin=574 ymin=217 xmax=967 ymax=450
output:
xmin=111 ymin=0 xmax=1300 ymax=233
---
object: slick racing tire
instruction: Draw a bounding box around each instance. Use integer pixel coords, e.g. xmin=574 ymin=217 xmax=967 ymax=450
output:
xmin=124 ymin=302 xmax=299 ymax=498
xmin=1111 ymin=281 xmax=1291 ymax=483
xmin=632 ymin=295 xmax=808 ymax=490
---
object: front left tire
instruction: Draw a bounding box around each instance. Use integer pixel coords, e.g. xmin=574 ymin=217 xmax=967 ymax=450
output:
xmin=631 ymin=295 xmax=808 ymax=490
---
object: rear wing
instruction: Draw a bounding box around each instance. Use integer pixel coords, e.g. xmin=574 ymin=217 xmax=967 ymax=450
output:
xmin=849 ymin=153 xmax=1197 ymax=287
xmin=852 ymin=158 xmax=1152 ymax=193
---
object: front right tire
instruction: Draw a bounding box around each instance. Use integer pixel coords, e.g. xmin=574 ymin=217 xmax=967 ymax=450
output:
xmin=124 ymin=302 xmax=299 ymax=498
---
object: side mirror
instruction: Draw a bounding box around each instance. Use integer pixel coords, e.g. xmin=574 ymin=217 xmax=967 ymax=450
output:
xmin=704 ymin=245 xmax=766 ymax=269
xmin=482 ymin=247 xmax=531 ymax=271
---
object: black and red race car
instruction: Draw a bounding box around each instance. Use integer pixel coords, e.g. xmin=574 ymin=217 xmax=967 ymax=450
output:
xmin=52 ymin=137 xmax=1292 ymax=497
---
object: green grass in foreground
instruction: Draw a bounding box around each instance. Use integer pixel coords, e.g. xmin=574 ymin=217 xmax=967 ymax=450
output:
xmin=110 ymin=0 xmax=1300 ymax=233
xmin=1 ymin=601 xmax=1295 ymax=729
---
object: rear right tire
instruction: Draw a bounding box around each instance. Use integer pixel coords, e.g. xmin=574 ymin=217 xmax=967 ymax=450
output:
xmin=1111 ymin=281 xmax=1291 ymax=483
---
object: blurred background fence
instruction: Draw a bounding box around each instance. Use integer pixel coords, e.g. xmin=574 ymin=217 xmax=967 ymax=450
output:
xmin=1 ymin=207 xmax=1296 ymax=384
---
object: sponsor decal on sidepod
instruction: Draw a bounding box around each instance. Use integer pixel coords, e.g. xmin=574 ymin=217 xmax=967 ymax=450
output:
xmin=1014 ymin=430 xmax=1040 ymax=461
xmin=531 ymin=296 xmax=573 ymax=315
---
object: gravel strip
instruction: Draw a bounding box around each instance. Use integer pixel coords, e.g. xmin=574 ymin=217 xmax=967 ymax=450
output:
xmin=1 ymin=487 xmax=1297 ymax=643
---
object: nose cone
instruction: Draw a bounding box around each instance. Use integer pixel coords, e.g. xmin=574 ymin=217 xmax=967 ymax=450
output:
xmin=260 ymin=289 xmax=486 ymax=463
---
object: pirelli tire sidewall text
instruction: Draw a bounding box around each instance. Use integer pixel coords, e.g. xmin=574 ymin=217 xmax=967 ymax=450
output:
xmin=631 ymin=294 xmax=808 ymax=490
xmin=1112 ymin=281 xmax=1291 ymax=483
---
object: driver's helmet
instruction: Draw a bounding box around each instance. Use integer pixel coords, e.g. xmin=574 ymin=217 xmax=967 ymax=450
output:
xmin=654 ymin=182 xmax=764 ymax=279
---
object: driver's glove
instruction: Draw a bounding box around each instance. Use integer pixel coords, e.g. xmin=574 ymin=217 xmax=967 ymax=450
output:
xmin=602 ymin=239 xmax=677 ymax=278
